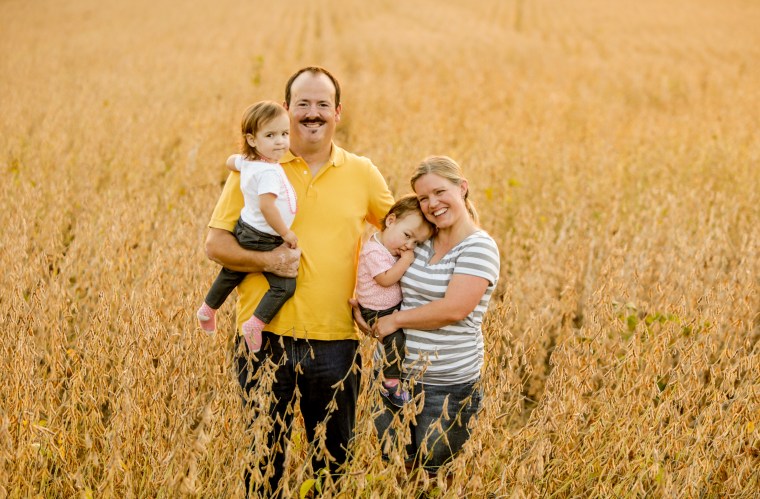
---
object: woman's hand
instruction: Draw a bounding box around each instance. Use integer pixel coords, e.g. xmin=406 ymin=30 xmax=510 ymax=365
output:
xmin=372 ymin=312 xmax=399 ymax=340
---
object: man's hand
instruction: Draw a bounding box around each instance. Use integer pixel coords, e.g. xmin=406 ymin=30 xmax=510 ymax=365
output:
xmin=349 ymin=298 xmax=372 ymax=337
xmin=206 ymin=228 xmax=300 ymax=275
xmin=263 ymin=244 xmax=301 ymax=278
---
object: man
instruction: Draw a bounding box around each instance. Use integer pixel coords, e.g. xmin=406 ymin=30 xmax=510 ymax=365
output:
xmin=205 ymin=67 xmax=394 ymax=496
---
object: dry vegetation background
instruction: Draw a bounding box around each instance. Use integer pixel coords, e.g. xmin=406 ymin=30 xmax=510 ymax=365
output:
xmin=1 ymin=0 xmax=759 ymax=497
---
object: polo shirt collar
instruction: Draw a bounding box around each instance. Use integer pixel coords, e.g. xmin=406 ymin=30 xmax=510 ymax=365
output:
xmin=281 ymin=143 xmax=345 ymax=167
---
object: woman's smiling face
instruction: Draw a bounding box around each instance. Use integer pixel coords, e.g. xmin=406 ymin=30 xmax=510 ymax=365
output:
xmin=413 ymin=172 xmax=468 ymax=229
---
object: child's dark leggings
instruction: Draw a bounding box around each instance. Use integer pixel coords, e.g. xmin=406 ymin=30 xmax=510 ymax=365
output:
xmin=360 ymin=303 xmax=405 ymax=379
xmin=204 ymin=219 xmax=296 ymax=323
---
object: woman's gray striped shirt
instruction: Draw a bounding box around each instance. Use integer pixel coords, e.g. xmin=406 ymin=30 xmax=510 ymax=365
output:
xmin=399 ymin=230 xmax=500 ymax=385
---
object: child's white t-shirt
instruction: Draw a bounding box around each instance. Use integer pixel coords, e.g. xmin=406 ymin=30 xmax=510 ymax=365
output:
xmin=234 ymin=156 xmax=297 ymax=235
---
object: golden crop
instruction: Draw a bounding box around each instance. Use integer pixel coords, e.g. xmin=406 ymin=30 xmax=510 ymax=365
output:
xmin=1 ymin=0 xmax=758 ymax=497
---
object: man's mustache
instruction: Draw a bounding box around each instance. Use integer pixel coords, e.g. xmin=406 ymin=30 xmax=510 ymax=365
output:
xmin=300 ymin=118 xmax=325 ymax=125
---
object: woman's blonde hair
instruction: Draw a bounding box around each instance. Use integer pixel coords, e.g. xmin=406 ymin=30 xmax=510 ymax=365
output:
xmin=410 ymin=156 xmax=479 ymax=224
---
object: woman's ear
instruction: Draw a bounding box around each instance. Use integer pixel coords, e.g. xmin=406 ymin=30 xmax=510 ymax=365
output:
xmin=460 ymin=180 xmax=469 ymax=198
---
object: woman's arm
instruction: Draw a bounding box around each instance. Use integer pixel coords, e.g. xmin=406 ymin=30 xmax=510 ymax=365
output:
xmin=372 ymin=273 xmax=489 ymax=338
xmin=205 ymin=227 xmax=300 ymax=276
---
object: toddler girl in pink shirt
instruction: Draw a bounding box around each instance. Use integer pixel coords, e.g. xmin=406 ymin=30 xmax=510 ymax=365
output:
xmin=355 ymin=195 xmax=434 ymax=407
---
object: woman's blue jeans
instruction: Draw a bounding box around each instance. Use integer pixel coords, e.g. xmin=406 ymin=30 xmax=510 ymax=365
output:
xmin=373 ymin=378 xmax=482 ymax=472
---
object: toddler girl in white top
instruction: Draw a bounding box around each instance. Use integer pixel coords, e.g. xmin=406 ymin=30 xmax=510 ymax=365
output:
xmin=197 ymin=101 xmax=297 ymax=353
xmin=355 ymin=195 xmax=434 ymax=406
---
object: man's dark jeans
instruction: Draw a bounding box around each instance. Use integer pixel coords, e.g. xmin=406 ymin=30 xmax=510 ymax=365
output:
xmin=205 ymin=219 xmax=296 ymax=323
xmin=235 ymin=332 xmax=360 ymax=497
xmin=359 ymin=303 xmax=405 ymax=379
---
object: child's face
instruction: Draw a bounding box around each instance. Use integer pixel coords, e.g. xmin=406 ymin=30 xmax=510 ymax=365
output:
xmin=247 ymin=113 xmax=290 ymax=162
xmin=380 ymin=212 xmax=433 ymax=256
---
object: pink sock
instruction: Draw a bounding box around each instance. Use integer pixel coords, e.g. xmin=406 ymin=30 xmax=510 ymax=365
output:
xmin=383 ymin=378 xmax=400 ymax=388
xmin=242 ymin=316 xmax=266 ymax=353
xmin=197 ymin=303 xmax=216 ymax=334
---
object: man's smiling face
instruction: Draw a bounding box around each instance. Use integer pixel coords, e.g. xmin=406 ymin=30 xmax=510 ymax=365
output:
xmin=286 ymin=71 xmax=341 ymax=151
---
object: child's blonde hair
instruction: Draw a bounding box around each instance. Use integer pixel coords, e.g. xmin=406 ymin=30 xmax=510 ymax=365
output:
xmin=381 ymin=194 xmax=435 ymax=232
xmin=240 ymin=101 xmax=288 ymax=160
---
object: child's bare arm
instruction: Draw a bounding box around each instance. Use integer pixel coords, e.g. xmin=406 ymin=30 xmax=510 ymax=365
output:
xmin=226 ymin=154 xmax=242 ymax=172
xmin=373 ymin=250 xmax=415 ymax=287
xmin=259 ymin=194 xmax=298 ymax=248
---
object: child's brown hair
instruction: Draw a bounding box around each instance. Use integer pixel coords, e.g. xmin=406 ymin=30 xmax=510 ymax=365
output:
xmin=240 ymin=101 xmax=288 ymax=160
xmin=380 ymin=194 xmax=436 ymax=233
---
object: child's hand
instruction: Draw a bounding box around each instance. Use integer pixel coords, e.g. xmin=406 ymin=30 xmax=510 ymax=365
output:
xmin=283 ymin=230 xmax=298 ymax=249
xmin=398 ymin=248 xmax=415 ymax=264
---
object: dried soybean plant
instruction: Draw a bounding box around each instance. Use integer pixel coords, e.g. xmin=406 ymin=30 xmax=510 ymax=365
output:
xmin=0 ymin=0 xmax=758 ymax=497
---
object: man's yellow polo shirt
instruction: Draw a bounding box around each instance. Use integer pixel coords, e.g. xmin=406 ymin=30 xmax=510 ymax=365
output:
xmin=208 ymin=145 xmax=394 ymax=341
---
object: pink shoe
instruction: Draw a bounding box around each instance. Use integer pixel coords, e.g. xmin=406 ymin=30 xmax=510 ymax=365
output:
xmin=197 ymin=303 xmax=216 ymax=334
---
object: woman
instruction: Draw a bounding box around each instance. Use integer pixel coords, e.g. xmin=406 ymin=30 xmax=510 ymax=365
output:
xmin=370 ymin=155 xmax=500 ymax=472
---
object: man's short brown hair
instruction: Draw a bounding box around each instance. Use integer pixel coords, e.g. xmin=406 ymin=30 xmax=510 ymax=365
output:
xmin=284 ymin=66 xmax=341 ymax=108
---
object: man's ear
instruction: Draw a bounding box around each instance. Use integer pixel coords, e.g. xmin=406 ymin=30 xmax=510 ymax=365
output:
xmin=335 ymin=103 xmax=342 ymax=123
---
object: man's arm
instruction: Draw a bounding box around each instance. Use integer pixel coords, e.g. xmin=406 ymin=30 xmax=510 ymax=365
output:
xmin=366 ymin=160 xmax=395 ymax=228
xmin=205 ymin=227 xmax=300 ymax=277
